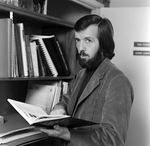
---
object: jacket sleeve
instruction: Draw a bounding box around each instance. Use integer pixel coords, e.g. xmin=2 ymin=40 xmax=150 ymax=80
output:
xmin=68 ymin=74 xmax=134 ymax=146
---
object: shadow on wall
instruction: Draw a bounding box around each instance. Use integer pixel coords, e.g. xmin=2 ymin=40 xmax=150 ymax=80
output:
xmin=125 ymin=101 xmax=150 ymax=146
xmin=47 ymin=0 xmax=91 ymax=23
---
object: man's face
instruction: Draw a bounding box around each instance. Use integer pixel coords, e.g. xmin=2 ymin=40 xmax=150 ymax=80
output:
xmin=75 ymin=25 xmax=102 ymax=69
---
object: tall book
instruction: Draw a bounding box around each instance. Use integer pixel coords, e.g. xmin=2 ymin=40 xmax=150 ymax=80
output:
xmin=30 ymin=42 xmax=39 ymax=77
xmin=31 ymin=37 xmax=58 ymax=77
xmin=16 ymin=23 xmax=28 ymax=77
xmin=0 ymin=18 xmax=13 ymax=77
xmin=12 ymin=23 xmax=19 ymax=77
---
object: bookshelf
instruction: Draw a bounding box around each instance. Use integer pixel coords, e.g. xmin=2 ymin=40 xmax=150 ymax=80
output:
xmin=0 ymin=2 xmax=76 ymax=145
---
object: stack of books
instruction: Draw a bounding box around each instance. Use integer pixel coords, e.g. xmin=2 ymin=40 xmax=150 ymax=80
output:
xmin=0 ymin=18 xmax=70 ymax=78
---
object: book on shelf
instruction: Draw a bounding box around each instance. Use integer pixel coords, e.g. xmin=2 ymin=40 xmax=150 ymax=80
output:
xmin=0 ymin=18 xmax=13 ymax=77
xmin=31 ymin=35 xmax=70 ymax=76
xmin=31 ymin=37 xmax=58 ymax=77
xmin=25 ymin=35 xmax=34 ymax=77
xmin=35 ymin=41 xmax=53 ymax=77
xmin=14 ymin=23 xmax=24 ymax=77
xmin=30 ymin=41 xmax=39 ymax=77
xmin=36 ymin=45 xmax=46 ymax=77
xmin=12 ymin=22 xmax=20 ymax=78
xmin=16 ymin=23 xmax=28 ymax=77
xmin=47 ymin=35 xmax=70 ymax=76
xmin=25 ymin=81 xmax=61 ymax=115
xmin=7 ymin=99 xmax=97 ymax=128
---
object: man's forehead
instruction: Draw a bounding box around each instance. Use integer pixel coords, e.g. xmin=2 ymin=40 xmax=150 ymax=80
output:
xmin=75 ymin=25 xmax=98 ymax=38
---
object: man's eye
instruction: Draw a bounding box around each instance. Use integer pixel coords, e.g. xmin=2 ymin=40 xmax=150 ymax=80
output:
xmin=86 ymin=39 xmax=92 ymax=43
xmin=75 ymin=39 xmax=80 ymax=43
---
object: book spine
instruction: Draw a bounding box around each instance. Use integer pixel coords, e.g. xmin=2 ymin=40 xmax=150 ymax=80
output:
xmin=17 ymin=23 xmax=28 ymax=77
xmin=50 ymin=36 xmax=70 ymax=76
xmin=38 ymin=38 xmax=58 ymax=77
xmin=0 ymin=18 xmax=13 ymax=77
xmin=30 ymin=42 xmax=39 ymax=77
xmin=12 ymin=23 xmax=19 ymax=77
xmin=35 ymin=40 xmax=52 ymax=76
xmin=54 ymin=37 xmax=70 ymax=73
xmin=36 ymin=45 xmax=46 ymax=76
xmin=14 ymin=24 xmax=24 ymax=77
xmin=25 ymin=35 xmax=34 ymax=77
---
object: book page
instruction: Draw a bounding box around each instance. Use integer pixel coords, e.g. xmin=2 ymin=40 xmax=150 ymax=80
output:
xmin=25 ymin=83 xmax=56 ymax=114
xmin=7 ymin=99 xmax=47 ymax=125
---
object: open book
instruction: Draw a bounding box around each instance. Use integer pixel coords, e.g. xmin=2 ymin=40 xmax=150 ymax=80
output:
xmin=7 ymin=99 xmax=97 ymax=129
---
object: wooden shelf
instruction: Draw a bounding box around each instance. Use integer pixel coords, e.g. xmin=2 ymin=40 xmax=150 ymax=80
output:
xmin=0 ymin=75 xmax=74 ymax=81
xmin=0 ymin=2 xmax=74 ymax=28
xmin=70 ymin=0 xmax=104 ymax=10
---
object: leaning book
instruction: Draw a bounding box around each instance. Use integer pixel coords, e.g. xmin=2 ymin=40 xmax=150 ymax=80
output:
xmin=7 ymin=99 xmax=97 ymax=128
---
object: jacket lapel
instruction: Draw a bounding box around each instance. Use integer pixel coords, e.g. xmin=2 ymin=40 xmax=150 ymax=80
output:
xmin=74 ymin=58 xmax=112 ymax=112
xmin=67 ymin=69 xmax=86 ymax=115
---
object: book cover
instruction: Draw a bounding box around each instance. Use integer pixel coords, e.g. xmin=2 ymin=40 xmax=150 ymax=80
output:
xmin=44 ymin=35 xmax=70 ymax=76
xmin=7 ymin=99 xmax=97 ymax=128
xmin=0 ymin=18 xmax=13 ymax=77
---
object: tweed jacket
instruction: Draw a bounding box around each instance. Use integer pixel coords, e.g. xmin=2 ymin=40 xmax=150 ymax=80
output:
xmin=57 ymin=58 xmax=134 ymax=146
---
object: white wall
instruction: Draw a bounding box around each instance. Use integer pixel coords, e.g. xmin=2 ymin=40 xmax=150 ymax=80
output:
xmin=100 ymin=8 xmax=150 ymax=146
xmin=110 ymin=0 xmax=150 ymax=7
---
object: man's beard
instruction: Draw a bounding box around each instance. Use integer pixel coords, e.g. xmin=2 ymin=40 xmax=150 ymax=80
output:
xmin=78 ymin=49 xmax=104 ymax=70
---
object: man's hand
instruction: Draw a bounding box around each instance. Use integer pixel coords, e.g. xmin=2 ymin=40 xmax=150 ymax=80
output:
xmin=37 ymin=125 xmax=70 ymax=141
xmin=50 ymin=105 xmax=66 ymax=115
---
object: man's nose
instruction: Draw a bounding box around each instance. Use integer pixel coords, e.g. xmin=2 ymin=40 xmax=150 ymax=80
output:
xmin=78 ymin=41 xmax=85 ymax=52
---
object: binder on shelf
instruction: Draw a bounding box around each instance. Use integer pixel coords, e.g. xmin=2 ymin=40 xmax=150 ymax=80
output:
xmin=35 ymin=41 xmax=53 ymax=76
xmin=0 ymin=18 xmax=13 ymax=77
xmin=45 ymin=35 xmax=70 ymax=76
xmin=31 ymin=35 xmax=70 ymax=76
xmin=32 ymin=37 xmax=58 ymax=77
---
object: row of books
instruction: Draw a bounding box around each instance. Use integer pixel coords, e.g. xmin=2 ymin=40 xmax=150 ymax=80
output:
xmin=0 ymin=18 xmax=70 ymax=78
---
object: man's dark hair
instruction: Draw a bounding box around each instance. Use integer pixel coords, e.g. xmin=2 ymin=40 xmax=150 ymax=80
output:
xmin=74 ymin=14 xmax=115 ymax=60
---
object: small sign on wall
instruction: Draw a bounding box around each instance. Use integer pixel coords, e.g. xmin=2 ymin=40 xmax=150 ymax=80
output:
xmin=134 ymin=42 xmax=150 ymax=47
xmin=133 ymin=51 xmax=150 ymax=56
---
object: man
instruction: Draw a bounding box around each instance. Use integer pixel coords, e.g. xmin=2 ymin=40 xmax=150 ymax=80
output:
xmin=38 ymin=14 xmax=134 ymax=146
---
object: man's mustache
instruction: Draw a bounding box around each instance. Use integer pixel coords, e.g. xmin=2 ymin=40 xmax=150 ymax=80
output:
xmin=79 ymin=51 xmax=89 ymax=57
